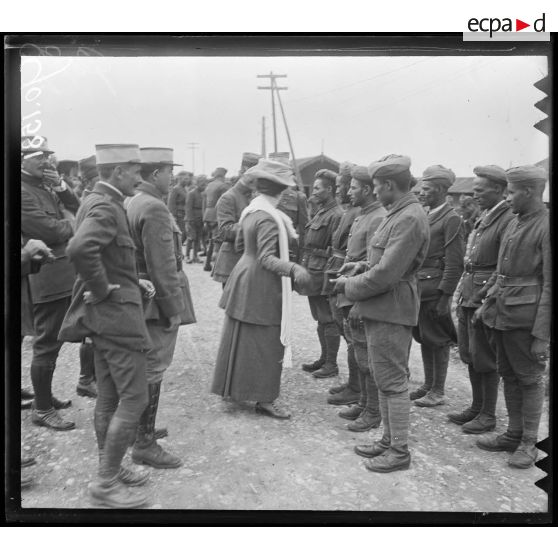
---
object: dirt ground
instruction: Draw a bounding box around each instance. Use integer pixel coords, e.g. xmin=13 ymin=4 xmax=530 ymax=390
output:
xmin=19 ymin=262 xmax=549 ymax=512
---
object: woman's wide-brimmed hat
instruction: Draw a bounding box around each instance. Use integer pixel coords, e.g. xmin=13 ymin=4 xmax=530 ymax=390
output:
xmin=244 ymin=158 xmax=296 ymax=187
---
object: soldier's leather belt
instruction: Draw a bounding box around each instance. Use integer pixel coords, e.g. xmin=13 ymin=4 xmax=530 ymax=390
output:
xmin=304 ymin=247 xmax=331 ymax=258
xmin=497 ymin=274 xmax=542 ymax=287
xmin=464 ymin=263 xmax=496 ymax=273
xmin=331 ymin=248 xmax=346 ymax=259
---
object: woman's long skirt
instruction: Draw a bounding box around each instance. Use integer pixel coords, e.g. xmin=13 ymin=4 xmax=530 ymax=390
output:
xmin=211 ymin=315 xmax=284 ymax=403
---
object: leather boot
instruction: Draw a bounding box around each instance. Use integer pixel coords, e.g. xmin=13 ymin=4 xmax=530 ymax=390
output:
xmin=98 ymin=449 xmax=150 ymax=487
xmin=329 ymin=383 xmax=349 ymax=395
xmin=502 ymin=377 xmax=524 ymax=441
xmin=354 ymin=435 xmax=390 ymax=458
xmin=346 ymin=343 xmax=361 ymax=393
xmin=462 ymin=413 xmax=496 ymax=434
xmin=364 ymin=446 xmax=411 ymax=472
xmin=77 ymin=342 xmax=97 ymax=398
xmin=185 ymin=240 xmax=193 ymax=263
xmin=192 ymin=240 xmax=201 ymax=263
xmin=338 ymin=404 xmax=364 ymax=420
xmin=520 ymin=380 xmax=544 ymax=450
xmin=476 ymin=431 xmax=521 ymax=452
xmin=89 ymin=417 xmax=148 ymax=508
xmin=302 ymin=324 xmax=326 ymax=372
xmin=349 ymin=372 xmax=381 ymax=431
xmin=30 ymin=364 xmax=54 ymax=411
xmin=132 ymin=382 xmax=182 ymax=469
xmin=431 ymin=345 xmax=450 ymax=396
xmin=410 ymin=344 xmax=434 ymax=400
xmin=313 ymin=324 xmax=339 ymax=378
xmin=447 ymin=407 xmax=479 ymax=425
xmin=509 ymin=440 xmax=538 ymax=469
xmin=348 ymin=409 xmax=382 ymax=432
xmin=479 ymin=370 xmax=499 ymax=418
xmin=327 ymin=386 xmax=360 ymax=406
xmin=32 ymin=407 xmax=75 ymax=430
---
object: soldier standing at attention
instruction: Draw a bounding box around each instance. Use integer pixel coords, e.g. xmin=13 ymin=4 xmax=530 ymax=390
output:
xmin=59 ymin=144 xmax=153 ymax=508
xmin=126 ymin=147 xmax=196 ymax=469
xmin=447 ymin=166 xmax=514 ymax=434
xmin=168 ymin=170 xmax=193 ymax=244
xmin=298 ymin=170 xmax=344 ymax=379
xmin=333 ymin=155 xmax=430 ymax=473
xmin=203 ymin=167 xmax=228 ymax=271
xmin=21 ymin=135 xmax=79 ymax=431
xmin=213 ymin=153 xmax=259 ymax=286
xmin=411 ymin=165 xmax=464 ymax=408
xmin=475 ymin=165 xmax=550 ymax=469
xmin=185 ymin=175 xmax=206 ymax=264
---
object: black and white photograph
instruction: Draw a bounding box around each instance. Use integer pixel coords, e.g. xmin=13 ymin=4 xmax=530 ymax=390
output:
xmin=5 ymin=33 xmax=552 ymax=521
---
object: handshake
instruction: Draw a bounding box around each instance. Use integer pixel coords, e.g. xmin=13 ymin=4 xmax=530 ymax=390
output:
xmin=328 ymin=261 xmax=368 ymax=293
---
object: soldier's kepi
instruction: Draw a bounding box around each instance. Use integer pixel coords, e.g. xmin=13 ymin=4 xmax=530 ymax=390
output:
xmin=125 ymin=147 xmax=196 ymax=470
xmin=333 ymin=154 xmax=430 ymax=474
xmin=59 ymin=143 xmax=153 ymax=509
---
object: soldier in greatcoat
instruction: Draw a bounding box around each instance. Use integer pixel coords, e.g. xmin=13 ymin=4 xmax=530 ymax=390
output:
xmin=476 ymin=165 xmax=550 ymax=469
xmin=447 ymin=166 xmax=514 ymax=434
xmin=59 ymin=144 xmax=154 ymax=508
xmin=411 ymin=165 xmax=464 ymax=408
xmin=167 ymin=170 xmax=193 ymax=243
xmin=126 ymin=147 xmax=196 ymax=469
xmin=21 ymin=135 xmax=79 ymax=431
xmin=333 ymin=155 xmax=430 ymax=473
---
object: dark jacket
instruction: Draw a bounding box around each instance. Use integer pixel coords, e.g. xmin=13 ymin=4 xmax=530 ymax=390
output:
xmin=21 ymin=240 xmax=43 ymax=336
xmin=212 ymin=181 xmax=253 ymax=284
xmin=167 ymin=184 xmax=187 ymax=226
xmin=345 ymin=192 xmax=430 ymax=326
xmin=298 ymin=198 xmax=343 ymax=296
xmin=185 ymin=188 xmax=204 ymax=223
xmin=126 ymin=182 xmax=196 ymax=325
xmin=219 ymin=211 xmax=295 ymax=326
xmin=21 ymin=172 xmax=79 ymax=303
xmin=203 ymin=178 xmax=227 ymax=223
xmin=58 ymin=182 xmax=151 ymax=351
xmin=457 ymin=201 xmax=514 ymax=309
xmin=481 ymin=206 xmax=550 ymax=342
xmin=417 ymin=203 xmax=464 ymax=301
xmin=277 ymin=188 xmax=309 ymax=256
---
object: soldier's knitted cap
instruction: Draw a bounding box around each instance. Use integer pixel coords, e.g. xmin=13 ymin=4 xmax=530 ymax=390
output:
xmin=350 ymin=165 xmax=374 ymax=185
xmin=140 ymin=147 xmax=182 ymax=166
xmin=422 ymin=164 xmax=456 ymax=188
xmin=79 ymin=155 xmax=98 ymax=181
xmin=242 ymin=152 xmax=261 ymax=168
xmin=244 ymin=158 xmax=295 ymax=188
xmin=21 ymin=135 xmax=54 ymax=157
xmin=95 ymin=144 xmax=141 ymax=165
xmin=506 ymin=165 xmax=547 ymax=186
xmin=368 ymin=154 xmax=411 ymax=179
xmin=339 ymin=161 xmax=356 ymax=177
xmin=473 ymin=165 xmax=507 ymax=186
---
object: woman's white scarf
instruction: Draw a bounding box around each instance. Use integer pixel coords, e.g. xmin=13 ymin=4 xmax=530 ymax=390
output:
xmin=239 ymin=193 xmax=298 ymax=368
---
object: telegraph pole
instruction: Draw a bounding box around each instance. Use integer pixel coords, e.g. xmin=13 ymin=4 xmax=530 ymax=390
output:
xmin=257 ymin=72 xmax=287 ymax=154
xmin=186 ymin=142 xmax=199 ymax=173
xmin=261 ymin=116 xmax=267 ymax=158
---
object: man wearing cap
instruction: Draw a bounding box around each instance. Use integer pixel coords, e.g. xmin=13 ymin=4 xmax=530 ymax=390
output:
xmin=126 ymin=147 xmax=196 ymax=469
xmin=57 ymin=160 xmax=81 ymax=193
xmin=298 ymin=169 xmax=344 ymax=379
xmin=168 ymin=171 xmax=193 ymax=244
xmin=202 ymin=167 xmax=228 ymax=272
xmin=59 ymin=143 xmax=152 ymax=508
xmin=447 ymin=165 xmax=514 ymax=435
xmin=411 ymin=165 xmax=464 ymax=408
xmin=336 ymin=161 xmax=355 ymax=210
xmin=184 ymin=174 xmax=206 ymax=264
xmin=335 ymin=165 xmax=386 ymax=430
xmin=212 ymin=153 xmax=259 ymax=286
xmin=333 ymin=154 xmax=430 ymax=473
xmin=21 ymin=135 xmax=79 ymax=431
xmin=78 ymin=155 xmax=100 ymax=198
xmin=475 ymin=165 xmax=550 ymax=469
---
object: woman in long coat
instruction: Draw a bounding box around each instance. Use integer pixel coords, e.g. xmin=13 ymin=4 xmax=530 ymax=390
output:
xmin=211 ymin=159 xmax=310 ymax=419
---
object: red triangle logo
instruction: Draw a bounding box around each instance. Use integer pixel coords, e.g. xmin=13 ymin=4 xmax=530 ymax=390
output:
xmin=516 ymin=19 xmax=530 ymax=31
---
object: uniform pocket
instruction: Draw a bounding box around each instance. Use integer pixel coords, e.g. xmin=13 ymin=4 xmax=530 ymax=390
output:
xmin=504 ymin=294 xmax=538 ymax=306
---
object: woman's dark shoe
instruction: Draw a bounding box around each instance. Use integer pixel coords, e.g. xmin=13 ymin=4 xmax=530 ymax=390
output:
xmin=255 ymin=401 xmax=291 ymax=420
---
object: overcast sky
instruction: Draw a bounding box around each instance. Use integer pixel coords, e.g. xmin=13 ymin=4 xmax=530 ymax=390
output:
xmin=21 ymin=55 xmax=548 ymax=177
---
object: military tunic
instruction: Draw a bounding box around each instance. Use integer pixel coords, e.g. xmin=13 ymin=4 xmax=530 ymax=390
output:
xmin=277 ymin=187 xmax=309 ymax=261
xmin=167 ymin=184 xmax=188 ymax=241
xmin=185 ymin=188 xmax=204 ymax=242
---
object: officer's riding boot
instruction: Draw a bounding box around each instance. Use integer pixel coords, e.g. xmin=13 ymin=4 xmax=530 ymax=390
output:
xmin=302 ymin=323 xmax=326 ymax=372
xmin=448 ymin=363 xmax=482 ymax=425
xmin=132 ymin=382 xmax=182 ymax=469
xmin=30 ymin=364 xmax=75 ymax=430
xmin=509 ymin=379 xmax=544 ymax=469
xmin=462 ymin=371 xmax=498 ymax=433
xmin=477 ymin=377 xmax=523 ymax=453
xmin=89 ymin=417 xmax=148 ymax=508
xmin=77 ymin=342 xmax=97 ymax=398
xmin=327 ymin=344 xmax=360 ymax=405
xmin=365 ymin=391 xmax=411 ymax=473
xmin=410 ymin=344 xmax=434 ymax=400
xmin=312 ymin=323 xmax=340 ymax=379
xmin=349 ymin=370 xmax=382 ymax=432
xmin=185 ymin=239 xmax=193 ymax=263
xmin=416 ymin=346 xmax=448 ymax=407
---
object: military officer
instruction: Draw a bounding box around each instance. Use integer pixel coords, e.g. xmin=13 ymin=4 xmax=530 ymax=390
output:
xmin=21 ymin=135 xmax=79 ymax=431
xmin=335 ymin=165 xmax=386 ymax=431
xmin=202 ymin=167 xmax=228 ymax=271
xmin=168 ymin=170 xmax=193 ymax=243
xmin=126 ymin=147 xmax=196 ymax=469
xmin=59 ymin=143 xmax=152 ymax=508
xmin=447 ymin=165 xmax=514 ymax=434
xmin=212 ymin=153 xmax=259 ymax=286
xmin=298 ymin=169 xmax=344 ymax=379
xmin=333 ymin=154 xmax=430 ymax=473
xmin=184 ymin=174 xmax=206 ymax=263
xmin=475 ymin=165 xmax=550 ymax=469
xmin=411 ymin=165 xmax=464 ymax=407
